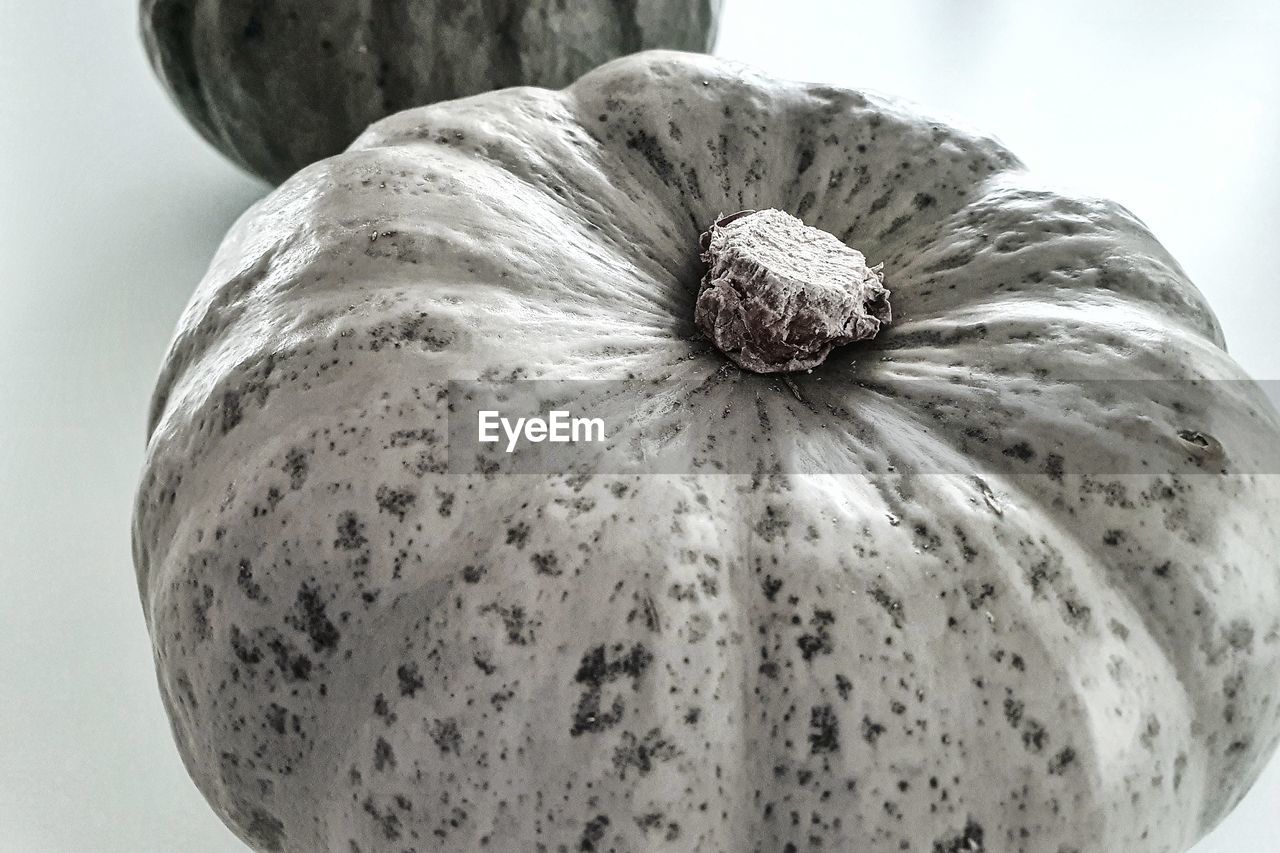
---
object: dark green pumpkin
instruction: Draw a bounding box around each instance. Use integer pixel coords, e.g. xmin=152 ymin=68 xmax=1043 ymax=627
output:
xmin=141 ymin=0 xmax=722 ymax=183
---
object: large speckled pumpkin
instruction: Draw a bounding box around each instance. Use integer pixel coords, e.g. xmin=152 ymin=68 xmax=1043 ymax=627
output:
xmin=133 ymin=52 xmax=1280 ymax=852
xmin=139 ymin=0 xmax=721 ymax=183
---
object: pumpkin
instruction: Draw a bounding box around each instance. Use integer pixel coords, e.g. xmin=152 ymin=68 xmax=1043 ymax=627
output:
xmin=133 ymin=51 xmax=1280 ymax=852
xmin=139 ymin=0 xmax=721 ymax=183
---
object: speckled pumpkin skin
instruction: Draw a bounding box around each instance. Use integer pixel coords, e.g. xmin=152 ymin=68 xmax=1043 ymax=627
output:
xmin=139 ymin=0 xmax=721 ymax=183
xmin=134 ymin=52 xmax=1280 ymax=852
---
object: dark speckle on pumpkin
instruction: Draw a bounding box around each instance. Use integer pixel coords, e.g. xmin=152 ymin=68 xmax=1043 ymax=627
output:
xmin=220 ymin=390 xmax=242 ymax=433
xmin=612 ymin=727 xmax=678 ymax=777
xmin=579 ymin=813 xmax=610 ymax=851
xmin=286 ymin=583 xmax=340 ymax=653
xmin=809 ymin=705 xmax=840 ymax=754
xmin=372 ymin=737 xmax=395 ymax=771
xmin=334 ymin=512 xmax=367 ymax=550
xmin=531 ymin=551 xmax=561 ymax=576
xmin=1048 ymin=747 xmax=1078 ymax=775
xmin=1002 ymin=441 xmax=1035 ymax=462
xmin=396 ymin=663 xmax=424 ymax=697
xmin=932 ymin=818 xmax=984 ymax=853
xmin=626 ymin=129 xmax=675 ymax=183
xmin=797 ymin=609 xmax=835 ymax=661
xmin=571 ymin=643 xmax=652 ymax=737
xmin=862 ymin=717 xmax=887 ymax=745
xmin=244 ymin=807 xmax=285 ymax=851
xmin=868 ymin=586 xmax=904 ymax=628
xmin=283 ymin=447 xmax=309 ymax=489
xmin=267 ymin=634 xmax=312 ymax=681
xmin=429 ymin=717 xmax=462 ymax=754
xmin=374 ymin=485 xmax=416 ymax=520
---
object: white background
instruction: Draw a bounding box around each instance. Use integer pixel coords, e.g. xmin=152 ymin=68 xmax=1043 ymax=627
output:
xmin=2 ymin=1 xmax=1278 ymax=850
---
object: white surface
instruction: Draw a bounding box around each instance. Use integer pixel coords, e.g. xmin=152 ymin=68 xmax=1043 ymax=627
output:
xmin=2 ymin=1 xmax=1277 ymax=850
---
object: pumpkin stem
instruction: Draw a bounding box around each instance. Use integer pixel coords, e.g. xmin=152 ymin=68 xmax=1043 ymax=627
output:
xmin=694 ymin=208 xmax=891 ymax=373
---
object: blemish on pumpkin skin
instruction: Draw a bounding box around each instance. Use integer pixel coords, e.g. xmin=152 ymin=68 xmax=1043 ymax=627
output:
xmin=286 ymin=583 xmax=340 ymax=653
xmin=579 ymin=814 xmax=611 ymax=851
xmin=1225 ymin=620 xmax=1255 ymax=651
xmin=221 ymin=390 xmax=243 ymax=433
xmin=1062 ymin=598 xmax=1093 ymax=630
xmin=1044 ymin=453 xmax=1065 ymax=481
xmin=868 ymin=586 xmax=905 ymax=628
xmin=861 ymin=717 xmax=886 ymax=745
xmin=530 ymin=551 xmax=561 ymax=576
xmin=266 ymin=634 xmax=312 ymax=681
xmin=669 ymin=582 xmax=697 ymax=602
xmin=429 ymin=717 xmax=461 ymax=754
xmin=796 ymin=190 xmax=817 ymax=218
xmin=796 ymin=147 xmax=815 ymax=175
xmin=965 ymin=582 xmax=997 ymax=611
xmin=1225 ymin=738 xmax=1253 ymax=756
xmin=755 ymin=505 xmax=791 ymax=542
xmin=1140 ymin=716 xmax=1162 ymax=751
xmin=235 ymin=558 xmax=264 ymax=596
xmin=479 ymin=602 xmax=536 ymax=645
xmin=334 ymin=512 xmax=367 ymax=550
xmin=913 ymin=524 xmax=942 ymax=551
xmin=230 ymin=625 xmax=263 ymax=665
xmin=612 ymin=728 xmax=679 ymax=778
xmin=866 ymin=190 xmax=894 ymax=216
xmin=374 ymin=485 xmax=416 ymax=521
xmin=1003 ymin=697 xmax=1025 ymax=729
xmin=263 ymin=486 xmax=283 ymax=512
xmin=570 ymin=643 xmax=652 ymax=737
xmin=190 ymin=583 xmax=214 ymax=641
xmin=396 ymin=662 xmax=423 ymax=697
xmin=1022 ymin=720 xmax=1050 ymax=754
xmin=372 ymin=693 xmax=395 ymax=725
xmin=798 ymin=609 xmax=835 ymax=661
xmin=1003 ymin=441 xmax=1035 ymax=462
xmin=635 ymin=812 xmax=681 ymax=841
xmin=1048 ymin=746 xmax=1077 ymax=774
xmin=912 ymin=191 xmax=937 ymax=210
xmin=880 ymin=213 xmax=913 ymax=238
xmin=372 ymin=736 xmax=395 ymax=771
xmin=387 ymin=428 xmax=433 ymax=448
xmin=630 ymin=592 xmax=661 ymax=632
xmin=625 ymin=129 xmax=675 ymax=183
xmin=243 ymin=807 xmax=285 ymax=851
xmin=505 ymin=522 xmax=530 ymax=548
xmin=361 ymin=797 xmax=402 ymax=840
xmin=932 ymin=818 xmax=984 ymax=853
xmin=172 ymin=671 xmax=198 ymax=710
xmin=810 ymin=705 xmax=840 ymax=754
